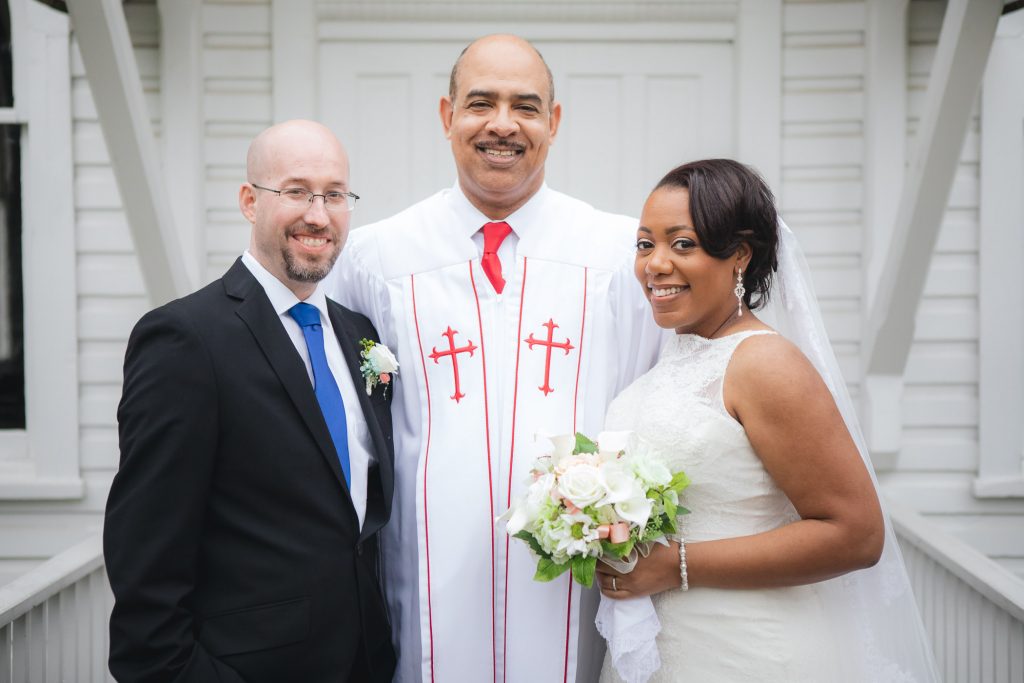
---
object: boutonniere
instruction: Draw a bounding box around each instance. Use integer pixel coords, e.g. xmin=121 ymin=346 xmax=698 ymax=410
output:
xmin=359 ymin=338 xmax=399 ymax=396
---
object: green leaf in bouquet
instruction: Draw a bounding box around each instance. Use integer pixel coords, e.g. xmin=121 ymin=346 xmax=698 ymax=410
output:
xmin=600 ymin=539 xmax=634 ymax=559
xmin=570 ymin=554 xmax=597 ymax=587
xmin=534 ymin=557 xmax=571 ymax=583
xmin=663 ymin=495 xmax=678 ymax=520
xmin=662 ymin=514 xmax=677 ymax=536
xmin=514 ymin=530 xmax=548 ymax=559
xmin=677 ymin=505 xmax=691 ymax=516
xmin=574 ymin=432 xmax=598 ymax=454
xmin=669 ymin=471 xmax=691 ymax=491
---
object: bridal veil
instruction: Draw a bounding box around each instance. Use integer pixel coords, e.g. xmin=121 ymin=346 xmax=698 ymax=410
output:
xmin=762 ymin=220 xmax=940 ymax=682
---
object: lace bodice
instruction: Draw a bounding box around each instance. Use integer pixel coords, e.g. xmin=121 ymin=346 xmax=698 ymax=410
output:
xmin=604 ymin=330 xmax=799 ymax=542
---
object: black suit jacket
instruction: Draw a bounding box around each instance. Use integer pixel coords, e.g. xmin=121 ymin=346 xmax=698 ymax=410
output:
xmin=105 ymin=259 xmax=396 ymax=683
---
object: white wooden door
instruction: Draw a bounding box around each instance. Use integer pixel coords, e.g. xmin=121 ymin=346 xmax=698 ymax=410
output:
xmin=319 ymin=36 xmax=733 ymax=225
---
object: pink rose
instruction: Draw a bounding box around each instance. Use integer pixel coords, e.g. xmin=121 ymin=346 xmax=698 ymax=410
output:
xmin=380 ymin=373 xmax=390 ymax=384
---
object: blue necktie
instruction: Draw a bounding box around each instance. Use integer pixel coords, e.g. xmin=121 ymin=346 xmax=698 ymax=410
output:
xmin=288 ymin=302 xmax=351 ymax=488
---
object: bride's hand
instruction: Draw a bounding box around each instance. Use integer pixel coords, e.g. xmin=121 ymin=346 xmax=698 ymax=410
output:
xmin=596 ymin=541 xmax=682 ymax=599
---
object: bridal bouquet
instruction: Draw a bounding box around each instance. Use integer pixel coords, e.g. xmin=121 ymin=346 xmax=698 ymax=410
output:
xmin=499 ymin=431 xmax=689 ymax=588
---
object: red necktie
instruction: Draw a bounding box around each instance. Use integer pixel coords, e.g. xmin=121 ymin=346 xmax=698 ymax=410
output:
xmin=481 ymin=221 xmax=512 ymax=293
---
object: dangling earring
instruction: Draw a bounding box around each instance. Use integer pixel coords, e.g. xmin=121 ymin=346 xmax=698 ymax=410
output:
xmin=734 ymin=268 xmax=745 ymax=317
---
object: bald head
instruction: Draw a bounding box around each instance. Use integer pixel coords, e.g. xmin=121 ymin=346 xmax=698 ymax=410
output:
xmin=246 ymin=119 xmax=348 ymax=186
xmin=449 ymin=34 xmax=555 ymax=105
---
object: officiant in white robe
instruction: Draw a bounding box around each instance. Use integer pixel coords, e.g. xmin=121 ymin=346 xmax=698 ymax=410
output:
xmin=330 ymin=35 xmax=663 ymax=683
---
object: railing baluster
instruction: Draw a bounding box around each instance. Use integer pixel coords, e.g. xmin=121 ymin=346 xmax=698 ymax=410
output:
xmin=57 ymin=587 xmax=75 ymax=683
xmin=995 ymin=608 xmax=1010 ymax=681
xmin=1 ymin=622 xmax=12 ymax=683
xmin=967 ymin=588 xmax=982 ymax=682
xmin=980 ymin=599 xmax=995 ymax=683
xmin=28 ymin=604 xmax=44 ymax=682
xmin=75 ymin=571 xmax=91 ymax=678
xmin=11 ymin=616 xmax=26 ymax=683
xmin=1010 ymin=617 xmax=1024 ymax=682
xmin=90 ymin=571 xmax=107 ymax=683
xmin=44 ymin=595 xmax=59 ymax=683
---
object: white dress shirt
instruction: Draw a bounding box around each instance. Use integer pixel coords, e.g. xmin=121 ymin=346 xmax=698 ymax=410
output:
xmin=242 ymin=251 xmax=373 ymax=528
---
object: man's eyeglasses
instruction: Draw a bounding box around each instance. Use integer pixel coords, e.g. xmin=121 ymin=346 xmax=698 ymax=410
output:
xmin=251 ymin=183 xmax=359 ymax=213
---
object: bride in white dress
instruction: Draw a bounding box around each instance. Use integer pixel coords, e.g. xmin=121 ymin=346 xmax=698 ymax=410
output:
xmin=596 ymin=160 xmax=938 ymax=682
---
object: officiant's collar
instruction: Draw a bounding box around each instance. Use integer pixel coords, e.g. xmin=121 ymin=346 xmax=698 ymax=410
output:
xmin=447 ymin=180 xmax=550 ymax=241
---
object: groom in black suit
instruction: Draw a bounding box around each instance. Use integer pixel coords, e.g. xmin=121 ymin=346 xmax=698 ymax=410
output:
xmin=104 ymin=120 xmax=396 ymax=682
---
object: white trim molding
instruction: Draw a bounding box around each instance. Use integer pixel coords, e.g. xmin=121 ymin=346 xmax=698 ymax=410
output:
xmin=273 ymin=0 xmax=316 ymax=122
xmin=0 ymin=0 xmax=83 ymax=499
xmin=736 ymin=0 xmax=781 ymax=192
xmin=975 ymin=10 xmax=1024 ymax=499
xmin=315 ymin=1 xmax=740 ymax=23
xmin=158 ymin=0 xmax=204 ymax=286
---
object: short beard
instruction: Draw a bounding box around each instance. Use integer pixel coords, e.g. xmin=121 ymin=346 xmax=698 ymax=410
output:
xmin=282 ymin=244 xmax=340 ymax=283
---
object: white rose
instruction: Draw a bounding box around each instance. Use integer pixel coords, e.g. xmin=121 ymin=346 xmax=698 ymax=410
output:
xmin=597 ymin=462 xmax=637 ymax=505
xmin=614 ymin=492 xmax=654 ymax=528
xmin=367 ymin=344 xmax=399 ymax=373
xmin=632 ymin=456 xmax=672 ymax=488
xmin=557 ymin=463 xmax=607 ymax=508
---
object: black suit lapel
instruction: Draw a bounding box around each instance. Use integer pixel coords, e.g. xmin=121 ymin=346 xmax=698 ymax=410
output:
xmin=224 ymin=260 xmax=354 ymax=504
xmin=328 ymin=303 xmax=394 ymax=541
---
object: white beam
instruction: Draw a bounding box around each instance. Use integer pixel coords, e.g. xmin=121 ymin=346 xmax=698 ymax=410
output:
xmin=158 ymin=0 xmax=203 ymax=286
xmin=863 ymin=0 xmax=908 ymax=308
xmin=975 ymin=10 xmax=1024 ymax=498
xmin=66 ymin=0 xmax=192 ymax=306
xmin=862 ymin=0 xmax=1000 ymax=379
xmin=860 ymin=0 xmax=908 ymax=469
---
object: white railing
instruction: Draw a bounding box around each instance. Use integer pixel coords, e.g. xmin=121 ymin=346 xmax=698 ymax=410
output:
xmin=889 ymin=501 xmax=1024 ymax=683
xmin=0 ymin=535 xmax=111 ymax=683
xmin=2 ymin=511 xmax=1024 ymax=682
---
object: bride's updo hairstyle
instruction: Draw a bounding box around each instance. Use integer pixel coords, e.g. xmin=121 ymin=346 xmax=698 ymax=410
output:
xmin=655 ymin=159 xmax=779 ymax=311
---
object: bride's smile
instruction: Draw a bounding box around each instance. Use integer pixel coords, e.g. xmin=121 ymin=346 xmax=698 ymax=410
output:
xmin=635 ymin=185 xmax=750 ymax=338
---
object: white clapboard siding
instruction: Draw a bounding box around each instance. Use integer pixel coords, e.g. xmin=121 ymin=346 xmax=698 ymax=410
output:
xmin=780 ymin=2 xmax=866 ymax=395
xmin=203 ymin=0 xmax=273 ymax=283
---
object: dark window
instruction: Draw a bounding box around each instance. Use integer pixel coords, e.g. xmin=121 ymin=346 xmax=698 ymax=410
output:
xmin=0 ymin=0 xmax=23 ymax=428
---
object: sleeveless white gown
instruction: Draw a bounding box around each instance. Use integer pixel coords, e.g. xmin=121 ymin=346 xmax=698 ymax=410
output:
xmin=599 ymin=331 xmax=848 ymax=683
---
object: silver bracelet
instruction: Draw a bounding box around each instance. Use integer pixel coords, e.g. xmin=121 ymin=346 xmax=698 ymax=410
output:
xmin=678 ymin=538 xmax=689 ymax=591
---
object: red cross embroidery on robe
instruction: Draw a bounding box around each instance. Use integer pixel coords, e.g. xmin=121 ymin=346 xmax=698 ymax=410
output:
xmin=523 ymin=318 xmax=575 ymax=396
xmin=429 ymin=326 xmax=478 ymax=403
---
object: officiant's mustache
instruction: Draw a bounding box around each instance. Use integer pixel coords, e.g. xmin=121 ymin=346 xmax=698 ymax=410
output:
xmin=477 ymin=139 xmax=526 ymax=152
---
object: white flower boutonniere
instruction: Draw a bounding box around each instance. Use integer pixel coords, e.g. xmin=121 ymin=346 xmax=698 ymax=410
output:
xmin=359 ymin=338 xmax=399 ymax=397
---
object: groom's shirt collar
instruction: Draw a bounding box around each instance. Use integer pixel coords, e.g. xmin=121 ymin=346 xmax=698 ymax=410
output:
xmin=241 ymin=250 xmax=330 ymax=322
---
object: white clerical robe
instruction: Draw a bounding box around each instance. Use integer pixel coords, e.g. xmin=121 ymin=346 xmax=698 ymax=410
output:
xmin=331 ymin=184 xmax=664 ymax=683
